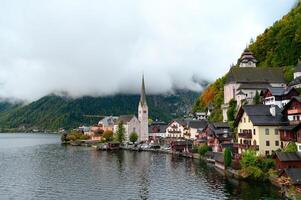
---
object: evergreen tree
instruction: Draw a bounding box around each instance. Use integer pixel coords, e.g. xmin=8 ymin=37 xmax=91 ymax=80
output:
xmin=129 ymin=132 xmax=138 ymax=143
xmin=224 ymin=148 xmax=232 ymax=168
xmin=116 ymin=121 xmax=125 ymax=143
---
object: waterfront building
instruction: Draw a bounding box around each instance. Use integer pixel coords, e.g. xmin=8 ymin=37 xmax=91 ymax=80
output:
xmin=279 ymin=97 xmax=301 ymax=151
xmin=222 ymin=49 xmax=286 ymax=121
xmin=148 ymin=121 xmax=167 ymax=140
xmin=274 ymin=152 xmax=301 ymax=170
xmin=165 ymin=119 xmax=187 ymax=139
xmin=261 ymin=87 xmax=299 ymax=108
xmin=234 ymin=105 xmax=287 ymax=156
xmin=186 ymin=120 xmax=208 ymax=140
xmin=205 ymin=122 xmax=232 ymax=152
xmin=114 ymin=115 xmax=140 ymax=142
xmin=98 ymin=116 xmax=118 ymax=132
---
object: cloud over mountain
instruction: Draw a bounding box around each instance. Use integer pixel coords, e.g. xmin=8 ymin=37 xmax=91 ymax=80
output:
xmin=0 ymin=0 xmax=296 ymax=101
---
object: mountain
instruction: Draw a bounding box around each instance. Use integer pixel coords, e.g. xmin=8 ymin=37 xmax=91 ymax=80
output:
xmin=193 ymin=2 xmax=301 ymax=121
xmin=0 ymin=90 xmax=198 ymax=131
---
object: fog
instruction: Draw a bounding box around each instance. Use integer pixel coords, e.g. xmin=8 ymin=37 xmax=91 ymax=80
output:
xmin=0 ymin=0 xmax=296 ymax=101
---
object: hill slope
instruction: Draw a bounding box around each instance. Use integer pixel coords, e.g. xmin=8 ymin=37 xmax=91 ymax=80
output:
xmin=193 ymin=3 xmax=301 ymax=121
xmin=0 ymin=90 xmax=198 ymax=131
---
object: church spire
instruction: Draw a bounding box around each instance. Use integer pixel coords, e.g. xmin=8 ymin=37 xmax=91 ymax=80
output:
xmin=139 ymin=74 xmax=147 ymax=106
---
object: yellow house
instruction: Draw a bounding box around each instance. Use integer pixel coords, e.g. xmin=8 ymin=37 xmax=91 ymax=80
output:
xmin=234 ymin=104 xmax=287 ymax=156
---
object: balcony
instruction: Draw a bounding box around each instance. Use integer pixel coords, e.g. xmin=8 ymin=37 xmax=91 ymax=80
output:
xmin=238 ymin=132 xmax=252 ymax=139
xmin=280 ymin=134 xmax=296 ymax=142
xmin=233 ymin=143 xmax=259 ymax=151
xmin=287 ymin=108 xmax=301 ymax=115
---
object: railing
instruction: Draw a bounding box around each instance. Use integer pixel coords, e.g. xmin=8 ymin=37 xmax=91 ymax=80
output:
xmin=167 ymin=130 xmax=182 ymax=134
xmin=238 ymin=132 xmax=252 ymax=139
xmin=233 ymin=143 xmax=259 ymax=150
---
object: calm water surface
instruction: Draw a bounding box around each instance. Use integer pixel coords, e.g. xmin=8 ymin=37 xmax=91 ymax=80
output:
xmin=0 ymin=133 xmax=281 ymax=200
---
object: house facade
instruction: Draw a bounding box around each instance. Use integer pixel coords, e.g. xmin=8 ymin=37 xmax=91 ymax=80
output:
xmin=114 ymin=115 xmax=141 ymax=142
xmin=205 ymin=122 xmax=232 ymax=152
xmin=234 ymin=105 xmax=286 ymax=156
xmin=279 ymin=97 xmax=301 ymax=151
xmin=165 ymin=120 xmax=187 ymax=139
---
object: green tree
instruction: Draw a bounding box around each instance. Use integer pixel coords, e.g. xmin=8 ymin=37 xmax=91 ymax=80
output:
xmin=129 ymin=132 xmax=138 ymax=143
xmin=224 ymin=148 xmax=232 ymax=168
xmin=103 ymin=130 xmax=114 ymax=142
xmin=116 ymin=121 xmax=125 ymax=143
xmin=284 ymin=142 xmax=298 ymax=152
xmin=253 ymin=91 xmax=260 ymax=105
xmin=227 ymin=99 xmax=237 ymax=121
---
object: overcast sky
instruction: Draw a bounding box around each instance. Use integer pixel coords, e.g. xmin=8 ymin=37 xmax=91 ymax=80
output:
xmin=0 ymin=0 xmax=297 ymax=101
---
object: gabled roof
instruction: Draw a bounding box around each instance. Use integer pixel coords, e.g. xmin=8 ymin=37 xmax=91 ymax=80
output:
xmin=235 ymin=105 xmax=287 ymax=126
xmin=187 ymin=120 xmax=208 ymax=129
xmin=261 ymin=87 xmax=297 ymax=97
xmin=238 ymin=83 xmax=271 ymax=90
xmin=239 ymin=49 xmax=257 ymax=63
xmin=275 ymin=152 xmax=301 ymax=162
xmin=225 ymin=67 xmax=285 ymax=84
xmin=117 ymin=115 xmax=136 ymax=124
xmin=284 ymin=168 xmax=301 ymax=185
xmin=282 ymin=96 xmax=301 ymax=114
xmin=212 ymin=122 xmax=230 ymax=129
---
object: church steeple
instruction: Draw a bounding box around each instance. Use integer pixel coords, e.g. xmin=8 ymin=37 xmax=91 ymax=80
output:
xmin=139 ymin=75 xmax=147 ymax=106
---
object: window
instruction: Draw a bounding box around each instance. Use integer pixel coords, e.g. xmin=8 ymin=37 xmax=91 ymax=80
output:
xmin=265 ymin=129 xmax=269 ymax=135
xmin=253 ymin=129 xmax=256 ymax=135
xmin=265 ymin=151 xmax=270 ymax=156
xmin=274 ymin=129 xmax=278 ymax=135
xmin=244 ymin=118 xmax=246 ymax=123
xmin=275 ymin=141 xmax=279 ymax=146
xmin=266 ymin=141 xmax=270 ymax=146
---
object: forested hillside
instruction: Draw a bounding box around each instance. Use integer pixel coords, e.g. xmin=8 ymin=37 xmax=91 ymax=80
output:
xmin=0 ymin=90 xmax=198 ymax=131
xmin=193 ymin=2 xmax=301 ymax=121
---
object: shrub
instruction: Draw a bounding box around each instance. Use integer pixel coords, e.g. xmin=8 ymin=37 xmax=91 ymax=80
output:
xmin=240 ymin=149 xmax=257 ymax=169
xmin=198 ymin=144 xmax=210 ymax=156
xmin=129 ymin=132 xmax=138 ymax=143
xmin=284 ymin=142 xmax=298 ymax=152
xmin=240 ymin=166 xmax=264 ymax=181
xmin=103 ymin=130 xmax=114 ymax=142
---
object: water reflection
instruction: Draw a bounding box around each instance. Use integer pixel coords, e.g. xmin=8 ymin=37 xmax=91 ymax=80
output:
xmin=0 ymin=134 xmax=281 ymax=200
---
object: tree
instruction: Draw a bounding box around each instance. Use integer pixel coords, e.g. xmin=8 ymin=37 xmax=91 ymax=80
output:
xmin=224 ymin=148 xmax=232 ymax=168
xmin=227 ymin=99 xmax=237 ymax=121
xmin=103 ymin=130 xmax=114 ymax=142
xmin=253 ymin=91 xmax=260 ymax=105
xmin=283 ymin=142 xmax=298 ymax=152
xmin=116 ymin=121 xmax=125 ymax=143
xmin=129 ymin=132 xmax=138 ymax=143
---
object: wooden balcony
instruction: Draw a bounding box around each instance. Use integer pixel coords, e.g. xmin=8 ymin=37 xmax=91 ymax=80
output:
xmin=233 ymin=143 xmax=259 ymax=151
xmin=238 ymin=132 xmax=252 ymax=139
xmin=288 ymin=108 xmax=301 ymax=115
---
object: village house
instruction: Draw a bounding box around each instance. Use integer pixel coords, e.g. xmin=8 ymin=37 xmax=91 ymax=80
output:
xmin=165 ymin=120 xmax=187 ymax=139
xmin=234 ymin=104 xmax=287 ymax=156
xmin=205 ymin=122 xmax=232 ymax=152
xmin=98 ymin=116 xmax=118 ymax=132
xmin=261 ymin=87 xmax=299 ymax=108
xmin=148 ymin=121 xmax=168 ymax=140
xmin=186 ymin=120 xmax=208 ymax=140
xmin=279 ymin=97 xmax=301 ymax=151
xmin=274 ymin=152 xmax=301 ymax=170
xmin=222 ymin=49 xmax=286 ymax=122
xmin=114 ymin=115 xmax=141 ymax=142
xmin=289 ymin=61 xmax=301 ymax=88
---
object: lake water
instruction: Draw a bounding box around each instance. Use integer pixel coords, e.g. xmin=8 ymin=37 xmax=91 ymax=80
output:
xmin=0 ymin=133 xmax=281 ymax=200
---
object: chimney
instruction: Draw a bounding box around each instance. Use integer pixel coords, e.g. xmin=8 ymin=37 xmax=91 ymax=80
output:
xmin=270 ymin=105 xmax=276 ymax=117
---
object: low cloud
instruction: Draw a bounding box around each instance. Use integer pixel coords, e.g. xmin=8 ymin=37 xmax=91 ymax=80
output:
xmin=0 ymin=0 xmax=296 ymax=101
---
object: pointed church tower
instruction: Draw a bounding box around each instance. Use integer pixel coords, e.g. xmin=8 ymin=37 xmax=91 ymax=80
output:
xmin=138 ymin=75 xmax=148 ymax=141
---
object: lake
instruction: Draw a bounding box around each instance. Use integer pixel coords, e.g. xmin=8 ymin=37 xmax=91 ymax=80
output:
xmin=0 ymin=133 xmax=281 ymax=200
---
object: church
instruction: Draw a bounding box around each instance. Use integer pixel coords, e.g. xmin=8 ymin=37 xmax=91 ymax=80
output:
xmin=112 ymin=75 xmax=149 ymax=142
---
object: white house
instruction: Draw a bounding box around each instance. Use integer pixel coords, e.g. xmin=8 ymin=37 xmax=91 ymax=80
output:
xmin=166 ymin=120 xmax=187 ymax=138
xmin=114 ymin=115 xmax=140 ymax=142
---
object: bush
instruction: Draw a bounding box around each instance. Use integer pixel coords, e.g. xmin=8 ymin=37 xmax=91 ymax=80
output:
xmin=198 ymin=144 xmax=210 ymax=156
xmin=256 ymin=157 xmax=275 ymax=172
xmin=103 ymin=130 xmax=114 ymax=142
xmin=224 ymin=148 xmax=232 ymax=168
xmin=284 ymin=142 xmax=298 ymax=152
xmin=240 ymin=149 xmax=257 ymax=168
xmin=240 ymin=166 xmax=264 ymax=181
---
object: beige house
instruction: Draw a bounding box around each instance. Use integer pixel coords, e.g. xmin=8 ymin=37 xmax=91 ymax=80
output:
xmin=166 ymin=120 xmax=187 ymax=138
xmin=235 ymin=105 xmax=287 ymax=156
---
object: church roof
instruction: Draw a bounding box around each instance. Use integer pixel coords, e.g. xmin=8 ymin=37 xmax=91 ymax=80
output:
xmin=239 ymin=49 xmax=257 ymax=63
xmin=117 ymin=115 xmax=136 ymax=124
xmin=139 ymin=75 xmax=147 ymax=106
xmin=225 ymin=67 xmax=285 ymax=84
